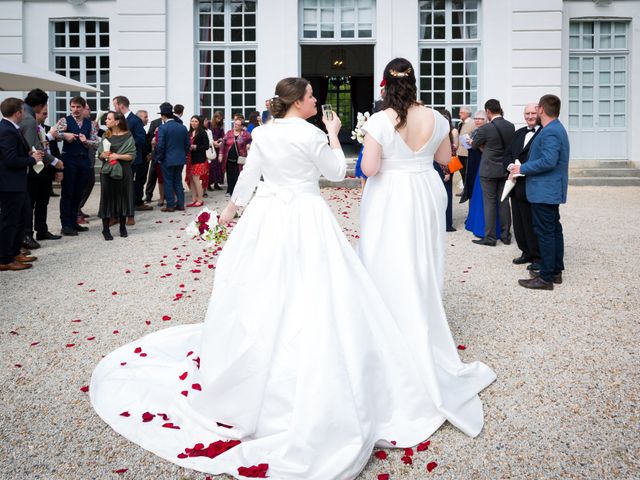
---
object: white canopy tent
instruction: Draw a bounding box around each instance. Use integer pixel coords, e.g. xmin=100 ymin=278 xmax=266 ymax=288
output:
xmin=0 ymin=57 xmax=101 ymax=93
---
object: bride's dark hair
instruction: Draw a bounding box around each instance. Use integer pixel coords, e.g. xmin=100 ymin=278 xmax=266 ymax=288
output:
xmin=381 ymin=57 xmax=419 ymax=130
xmin=269 ymin=77 xmax=310 ymax=119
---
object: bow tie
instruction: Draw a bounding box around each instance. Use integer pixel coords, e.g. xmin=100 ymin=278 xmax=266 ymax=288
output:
xmin=527 ymin=127 xmax=536 ymax=133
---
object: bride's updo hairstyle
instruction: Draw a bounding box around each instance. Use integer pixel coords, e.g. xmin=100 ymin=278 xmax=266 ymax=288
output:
xmin=268 ymin=77 xmax=310 ymax=119
xmin=381 ymin=57 xmax=419 ymax=130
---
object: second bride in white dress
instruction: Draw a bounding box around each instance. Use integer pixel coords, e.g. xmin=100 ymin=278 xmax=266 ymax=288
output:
xmin=90 ymin=76 xmax=494 ymax=480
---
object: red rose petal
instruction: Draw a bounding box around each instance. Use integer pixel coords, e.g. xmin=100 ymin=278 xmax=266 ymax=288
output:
xmin=192 ymin=383 xmax=202 ymax=391
xmin=77 ymin=282 xmax=84 ymax=286
xmin=181 ymin=390 xmax=189 ymax=397
xmin=88 ymin=289 xmax=95 ymax=292
xmin=86 ymin=336 xmax=95 ymax=341
xmin=157 ymin=412 xmax=169 ymax=421
xmin=113 ymin=469 xmax=128 ymax=474
xmin=80 ymin=385 xmax=89 ymax=392
xmin=30 ymin=342 xmax=39 ymax=346
xmin=186 ymin=351 xmax=193 ymax=357
xmin=179 ymin=372 xmax=188 ymax=380
xmin=378 ymin=475 xmax=390 ymax=480
xmin=374 ymin=451 xmax=387 ymax=460
xmin=404 ymin=447 xmax=414 ymax=456
xmin=71 ymin=319 xmax=81 ymax=323
xmin=134 ymin=347 xmax=142 ymax=354
xmin=112 ymin=291 xmax=118 ymax=295
xmin=15 ymin=364 xmax=22 ymax=368
xmin=145 ymin=320 xmax=151 ymax=325
xmin=457 ymin=344 xmax=466 ymax=350
xmin=162 ymin=315 xmax=171 ymax=321
xmin=66 ymin=343 xmax=75 ymax=348
xmin=139 ymin=353 xmax=147 ymax=357
xmin=401 ymin=455 xmax=413 ymax=465
xmin=417 ymin=441 xmax=430 ymax=452
xmin=216 ymin=422 xmax=233 ymax=428
xmin=162 ymin=422 xmax=181 ymax=429
xmin=120 ymin=362 xmax=127 ymax=366
xmin=177 ymin=453 xmax=188 ymax=459
xmin=120 ymin=411 xmax=130 ymax=417
xmin=141 ymin=412 xmax=155 ymax=422
xmin=238 ymin=463 xmax=269 ymax=478
xmin=427 ymin=461 xmax=438 ymax=472
xmin=113 ymin=330 xmax=119 ymax=334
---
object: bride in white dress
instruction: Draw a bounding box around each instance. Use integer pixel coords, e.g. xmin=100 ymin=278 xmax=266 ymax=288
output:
xmin=359 ymin=57 xmax=496 ymax=437
xmin=91 ymin=76 xmax=494 ymax=480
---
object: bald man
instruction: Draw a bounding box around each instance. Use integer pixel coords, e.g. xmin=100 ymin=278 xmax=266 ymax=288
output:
xmin=502 ymin=103 xmax=541 ymax=268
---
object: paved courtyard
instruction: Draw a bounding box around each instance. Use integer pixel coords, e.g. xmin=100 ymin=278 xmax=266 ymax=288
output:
xmin=1 ymin=184 xmax=638 ymax=479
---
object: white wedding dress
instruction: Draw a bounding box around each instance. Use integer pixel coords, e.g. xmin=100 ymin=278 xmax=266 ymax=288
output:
xmin=91 ymin=116 xmax=494 ymax=480
xmin=359 ymin=108 xmax=496 ymax=438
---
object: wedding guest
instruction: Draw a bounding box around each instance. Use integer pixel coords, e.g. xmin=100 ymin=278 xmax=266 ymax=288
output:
xmin=247 ymin=111 xmax=261 ymax=134
xmin=53 ymin=96 xmax=99 ymax=236
xmin=173 ymin=104 xmax=185 ymax=124
xmin=503 ymin=103 xmax=542 ymax=271
xmin=186 ymin=115 xmax=209 ymax=207
xmin=461 ymin=110 xmax=486 ymax=204
xmin=136 ymin=109 xmax=153 ymax=203
xmin=470 ymin=99 xmax=515 ymax=246
xmin=77 ymin=103 xmax=98 ymax=224
xmin=456 ymin=106 xmax=474 ymax=192
xmin=219 ymin=113 xmax=251 ymax=197
xmin=156 ymin=103 xmax=189 ymax=212
xmin=435 ymin=109 xmax=458 ymax=232
xmin=112 ymin=96 xmax=149 ymax=223
xmin=207 ymin=110 xmax=225 ymax=191
xmin=21 ymin=89 xmax=64 ymax=246
xmin=510 ymin=95 xmax=569 ymax=290
xmin=97 ymin=112 xmax=137 ymax=240
xmin=0 ymin=97 xmax=43 ymax=271
xmin=143 ymin=102 xmax=172 ymax=204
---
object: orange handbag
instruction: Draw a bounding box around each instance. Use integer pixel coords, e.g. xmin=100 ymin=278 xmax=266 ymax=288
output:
xmin=448 ymin=155 xmax=463 ymax=173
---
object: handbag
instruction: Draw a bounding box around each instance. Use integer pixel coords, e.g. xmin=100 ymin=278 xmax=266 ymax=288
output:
xmin=205 ymin=130 xmax=215 ymax=161
xmin=234 ymin=137 xmax=247 ymax=165
xmin=448 ymin=155 xmax=463 ymax=173
xmin=102 ymin=160 xmax=123 ymax=180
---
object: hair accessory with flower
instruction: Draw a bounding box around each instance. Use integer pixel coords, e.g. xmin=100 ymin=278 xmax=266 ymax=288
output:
xmin=389 ymin=67 xmax=412 ymax=78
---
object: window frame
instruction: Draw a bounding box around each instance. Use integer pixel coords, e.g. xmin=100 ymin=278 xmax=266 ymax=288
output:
xmin=299 ymin=0 xmax=376 ymax=44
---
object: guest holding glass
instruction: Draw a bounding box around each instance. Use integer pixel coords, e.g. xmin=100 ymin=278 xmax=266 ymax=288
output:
xmin=97 ymin=112 xmax=137 ymax=240
xmin=219 ymin=113 xmax=251 ymax=197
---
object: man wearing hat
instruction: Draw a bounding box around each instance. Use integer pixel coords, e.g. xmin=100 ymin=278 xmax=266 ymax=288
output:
xmin=156 ymin=103 xmax=189 ymax=212
xmin=144 ymin=102 xmax=181 ymax=203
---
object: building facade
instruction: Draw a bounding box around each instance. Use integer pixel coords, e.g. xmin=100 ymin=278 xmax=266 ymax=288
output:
xmin=1 ymin=0 xmax=638 ymax=163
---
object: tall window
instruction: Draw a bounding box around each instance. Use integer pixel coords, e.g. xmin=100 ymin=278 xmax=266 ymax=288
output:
xmin=568 ymin=20 xmax=628 ymax=131
xmin=50 ymin=19 xmax=110 ymax=121
xmin=300 ymin=0 xmax=375 ymax=41
xmin=418 ymin=0 xmax=479 ymax=118
xmin=196 ymin=0 xmax=257 ymax=121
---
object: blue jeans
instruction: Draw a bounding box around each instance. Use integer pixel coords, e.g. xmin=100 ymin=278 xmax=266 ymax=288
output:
xmin=161 ymin=164 xmax=184 ymax=209
xmin=531 ymin=203 xmax=564 ymax=282
xmin=60 ymin=155 xmax=91 ymax=228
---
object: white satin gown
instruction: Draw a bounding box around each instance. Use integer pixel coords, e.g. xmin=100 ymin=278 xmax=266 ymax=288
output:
xmin=91 ymin=116 xmax=494 ymax=480
xmin=359 ymin=108 xmax=496 ymax=440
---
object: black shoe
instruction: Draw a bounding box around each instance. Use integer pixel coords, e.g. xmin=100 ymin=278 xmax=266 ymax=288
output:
xmin=36 ymin=231 xmax=62 ymax=241
xmin=518 ymin=276 xmax=554 ymax=290
xmin=501 ymin=237 xmax=512 ymax=245
xmin=472 ymin=238 xmax=496 ymax=246
xmin=61 ymin=227 xmax=78 ymax=236
xmin=512 ymin=254 xmax=533 ymax=265
xmin=446 ymin=226 xmax=457 ymax=232
xmin=529 ymin=270 xmax=562 ymax=284
xmin=72 ymin=224 xmax=89 ymax=232
xmin=120 ymin=227 xmax=128 ymax=238
xmin=527 ymin=262 xmax=541 ymax=271
xmin=23 ymin=235 xmax=41 ymax=250
xmin=102 ymin=230 xmax=113 ymax=241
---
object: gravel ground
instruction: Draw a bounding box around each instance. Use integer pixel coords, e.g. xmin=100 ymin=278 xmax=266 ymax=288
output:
xmin=1 ymin=184 xmax=638 ymax=480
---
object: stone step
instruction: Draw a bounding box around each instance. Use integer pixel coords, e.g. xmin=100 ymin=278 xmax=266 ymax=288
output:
xmin=319 ymin=177 xmax=361 ymax=188
xmin=569 ymin=159 xmax=632 ymax=169
xmin=570 ymin=168 xmax=640 ymax=178
xmin=568 ymin=177 xmax=640 ymax=186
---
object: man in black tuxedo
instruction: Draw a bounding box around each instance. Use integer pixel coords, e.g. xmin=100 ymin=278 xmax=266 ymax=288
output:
xmin=503 ymin=103 xmax=541 ymax=269
xmin=113 ymin=96 xmax=149 ymax=224
xmin=0 ymin=98 xmax=43 ymax=271
xmin=21 ymin=89 xmax=65 ymax=247
xmin=144 ymin=102 xmax=180 ymax=203
xmin=470 ymin=99 xmax=515 ymax=246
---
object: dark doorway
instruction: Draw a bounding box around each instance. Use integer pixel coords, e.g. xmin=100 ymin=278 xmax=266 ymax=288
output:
xmin=301 ymin=45 xmax=374 ymax=155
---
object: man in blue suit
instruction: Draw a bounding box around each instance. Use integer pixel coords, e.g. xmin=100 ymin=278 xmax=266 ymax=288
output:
xmin=509 ymin=94 xmax=569 ymax=290
xmin=156 ymin=103 xmax=189 ymax=212
xmin=113 ymin=96 xmax=150 ymax=225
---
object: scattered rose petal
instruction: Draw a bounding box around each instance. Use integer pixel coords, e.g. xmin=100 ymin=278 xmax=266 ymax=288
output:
xmin=120 ymin=411 xmax=130 ymax=417
xmin=374 ymin=451 xmax=387 ymax=460
xmin=162 ymin=422 xmax=181 ymax=429
xmin=238 ymin=463 xmax=269 ymax=478
xmin=80 ymin=385 xmax=89 ymax=393
xmin=15 ymin=364 xmax=22 ymax=368
xmin=404 ymin=448 xmax=414 ymax=456
xmin=162 ymin=315 xmax=171 ymax=321
xmin=192 ymin=383 xmax=202 ymax=391
xmin=157 ymin=413 xmax=169 ymax=421
xmin=77 ymin=282 xmax=84 ymax=286
xmin=181 ymin=390 xmax=189 ymax=397
xmin=139 ymin=353 xmax=147 ymax=357
xmin=178 ymin=440 xmax=241 ymax=460
xmin=134 ymin=347 xmax=142 ymax=354
xmin=9 ymin=330 xmax=19 ymax=335
xmin=113 ymin=330 xmax=119 ymax=334
xmin=401 ymin=455 xmax=413 ymax=465
xmin=457 ymin=345 xmax=466 ymax=350
xmin=141 ymin=412 xmax=155 ymax=422
xmin=120 ymin=362 xmax=127 ymax=366
xmin=145 ymin=320 xmax=151 ymax=325
xmin=30 ymin=342 xmax=40 ymax=346
xmin=378 ymin=475 xmax=390 ymax=480
xmin=427 ymin=461 xmax=438 ymax=472
xmin=112 ymin=291 xmax=118 ymax=296
xmin=66 ymin=343 xmax=75 ymax=348
xmin=186 ymin=351 xmax=193 ymax=357
xmin=86 ymin=336 xmax=95 ymax=341
xmin=217 ymin=422 xmax=233 ymax=428
xmin=71 ymin=319 xmax=81 ymax=323
xmin=88 ymin=289 xmax=96 ymax=292
xmin=113 ymin=469 xmax=128 ymax=474
xmin=179 ymin=372 xmax=188 ymax=380
xmin=417 ymin=441 xmax=430 ymax=452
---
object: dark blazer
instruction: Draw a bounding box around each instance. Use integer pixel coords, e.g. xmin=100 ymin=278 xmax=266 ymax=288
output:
xmin=0 ymin=118 xmax=36 ymax=192
xmin=473 ymin=116 xmax=516 ymax=178
xmin=156 ymin=119 xmax=189 ymax=167
xmin=126 ymin=111 xmax=146 ymax=166
xmin=520 ymin=119 xmax=570 ymax=205
xmin=503 ymin=125 xmax=541 ymax=200
xmin=44 ymin=125 xmax=62 ymax=159
xmin=189 ymin=129 xmax=210 ymax=164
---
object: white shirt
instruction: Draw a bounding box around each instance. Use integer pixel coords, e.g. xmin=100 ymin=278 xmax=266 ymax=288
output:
xmin=523 ymin=125 xmax=539 ymax=148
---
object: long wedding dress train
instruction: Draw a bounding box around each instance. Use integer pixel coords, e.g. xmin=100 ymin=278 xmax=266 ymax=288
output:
xmin=91 ymin=117 xmax=495 ymax=480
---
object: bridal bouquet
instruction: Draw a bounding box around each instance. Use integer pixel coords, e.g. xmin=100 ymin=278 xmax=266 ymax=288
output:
xmin=186 ymin=207 xmax=228 ymax=246
xmin=351 ymin=111 xmax=370 ymax=144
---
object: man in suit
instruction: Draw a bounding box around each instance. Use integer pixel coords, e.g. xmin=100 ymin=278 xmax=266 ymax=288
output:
xmin=77 ymin=103 xmax=100 ymax=223
xmin=509 ymin=94 xmax=569 ymax=290
xmin=0 ymin=97 xmax=43 ymax=271
xmin=156 ymin=103 xmax=189 ymax=212
xmin=52 ymin=96 xmax=99 ymax=236
xmin=113 ymin=96 xmax=150 ymax=223
xmin=470 ymin=99 xmax=516 ymax=246
xmin=21 ymin=89 xmax=65 ymax=247
xmin=503 ymin=103 xmax=541 ymax=270
xmin=456 ymin=106 xmax=474 ymax=192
